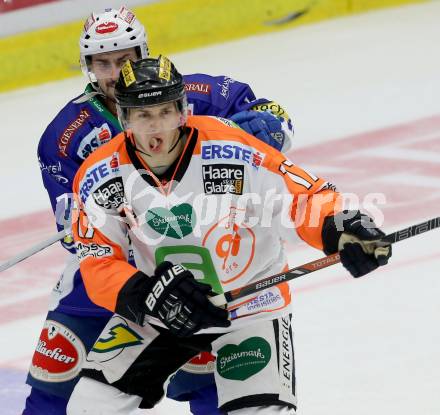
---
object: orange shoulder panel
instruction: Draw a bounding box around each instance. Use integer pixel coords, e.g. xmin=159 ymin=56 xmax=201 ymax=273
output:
xmin=186 ymin=115 xmax=341 ymax=250
xmin=71 ymin=131 xmax=139 ymax=312
xmin=73 ymin=215 xmax=138 ymax=312
xmin=73 ymin=131 xmax=131 ymax=194
xmin=187 ymin=115 xmax=283 ymax=158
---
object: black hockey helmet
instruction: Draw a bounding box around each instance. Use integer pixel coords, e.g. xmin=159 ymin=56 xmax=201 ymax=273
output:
xmin=115 ymin=56 xmax=188 ymax=130
xmin=115 ymin=56 xmax=185 ymax=108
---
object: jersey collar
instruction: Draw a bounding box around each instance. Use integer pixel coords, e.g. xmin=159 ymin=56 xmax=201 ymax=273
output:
xmin=84 ymin=84 xmax=122 ymax=130
xmin=125 ymin=127 xmax=198 ymax=196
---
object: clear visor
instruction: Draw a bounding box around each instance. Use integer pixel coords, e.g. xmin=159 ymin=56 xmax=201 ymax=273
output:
xmin=117 ymin=97 xmax=188 ymax=135
xmin=81 ymin=47 xmax=141 ymax=83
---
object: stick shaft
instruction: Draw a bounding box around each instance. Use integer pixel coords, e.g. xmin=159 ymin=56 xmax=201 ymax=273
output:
xmin=0 ymin=230 xmax=68 ymax=273
xmin=210 ymin=216 xmax=440 ymax=307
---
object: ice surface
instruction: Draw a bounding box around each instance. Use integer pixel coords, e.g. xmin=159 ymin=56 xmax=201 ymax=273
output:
xmin=0 ymin=2 xmax=439 ymax=414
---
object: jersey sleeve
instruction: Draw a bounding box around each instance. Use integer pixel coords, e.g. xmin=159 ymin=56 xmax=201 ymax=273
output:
xmin=72 ymin=167 xmax=149 ymax=324
xmin=184 ymin=73 xmax=294 ymax=151
xmin=183 ymin=73 xmax=267 ymax=117
xmin=263 ymin=154 xmax=341 ymax=250
xmin=37 ymin=96 xmax=121 ymax=253
xmin=38 ymin=125 xmax=82 ymax=252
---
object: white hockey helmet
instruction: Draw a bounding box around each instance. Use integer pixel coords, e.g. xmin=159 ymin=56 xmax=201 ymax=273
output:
xmin=79 ymin=6 xmax=149 ymax=83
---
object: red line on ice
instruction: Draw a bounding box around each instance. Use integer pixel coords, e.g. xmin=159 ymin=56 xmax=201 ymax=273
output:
xmin=0 ymin=0 xmax=58 ymax=14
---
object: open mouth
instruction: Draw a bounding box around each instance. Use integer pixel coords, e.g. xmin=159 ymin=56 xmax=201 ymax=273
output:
xmin=149 ymin=137 xmax=163 ymax=153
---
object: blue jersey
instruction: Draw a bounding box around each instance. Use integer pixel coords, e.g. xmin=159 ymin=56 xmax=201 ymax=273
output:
xmin=37 ymin=74 xmax=273 ymax=317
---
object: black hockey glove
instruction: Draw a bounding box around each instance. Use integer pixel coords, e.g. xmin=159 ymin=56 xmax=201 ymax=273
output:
xmin=144 ymin=261 xmax=231 ymax=337
xmin=322 ymin=211 xmax=392 ymax=278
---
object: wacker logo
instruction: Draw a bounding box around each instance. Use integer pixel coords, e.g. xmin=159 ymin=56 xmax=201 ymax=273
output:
xmin=30 ymin=321 xmax=85 ymax=382
xmin=93 ymin=178 xmax=125 ymax=209
xmin=202 ymin=164 xmax=244 ymax=195
xmin=217 ymin=337 xmax=271 ymax=381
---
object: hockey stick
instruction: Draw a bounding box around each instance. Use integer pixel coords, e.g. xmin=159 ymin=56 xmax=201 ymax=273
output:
xmin=0 ymin=229 xmax=69 ymax=273
xmin=210 ymin=216 xmax=440 ymax=307
xmin=264 ymin=0 xmax=318 ymax=26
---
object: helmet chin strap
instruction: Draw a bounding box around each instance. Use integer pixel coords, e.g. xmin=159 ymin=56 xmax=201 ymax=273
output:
xmin=73 ymin=81 xmax=112 ymax=104
xmin=73 ymin=87 xmax=101 ymax=104
xmin=125 ymin=132 xmax=152 ymax=158
xmin=167 ymin=128 xmax=185 ymax=154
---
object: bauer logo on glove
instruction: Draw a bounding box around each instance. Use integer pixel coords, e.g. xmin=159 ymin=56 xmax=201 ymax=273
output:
xmin=144 ymin=261 xmax=231 ymax=337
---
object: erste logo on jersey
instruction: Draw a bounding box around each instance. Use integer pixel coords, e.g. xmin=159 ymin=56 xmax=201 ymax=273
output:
xmin=201 ymin=143 xmax=265 ymax=170
xmin=79 ymin=153 xmax=120 ymax=203
xmin=202 ymin=164 xmax=244 ymax=195
xmin=29 ymin=320 xmax=85 ymax=383
xmin=77 ymin=123 xmax=112 ymax=160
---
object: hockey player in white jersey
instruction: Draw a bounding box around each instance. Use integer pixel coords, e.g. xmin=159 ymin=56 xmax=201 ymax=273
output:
xmin=27 ymin=7 xmax=294 ymax=414
xmin=66 ymin=56 xmax=391 ymax=414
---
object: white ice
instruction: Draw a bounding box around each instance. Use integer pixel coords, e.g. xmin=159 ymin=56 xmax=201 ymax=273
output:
xmin=0 ymin=2 xmax=439 ymax=414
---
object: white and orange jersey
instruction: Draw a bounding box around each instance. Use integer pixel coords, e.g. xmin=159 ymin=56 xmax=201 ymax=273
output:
xmin=72 ymin=115 xmax=340 ymax=333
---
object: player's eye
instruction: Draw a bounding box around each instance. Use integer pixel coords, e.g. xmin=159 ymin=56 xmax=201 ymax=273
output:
xmin=117 ymin=58 xmax=129 ymax=67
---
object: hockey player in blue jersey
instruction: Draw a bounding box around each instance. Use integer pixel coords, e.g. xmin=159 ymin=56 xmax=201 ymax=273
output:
xmin=24 ymin=6 xmax=294 ymax=415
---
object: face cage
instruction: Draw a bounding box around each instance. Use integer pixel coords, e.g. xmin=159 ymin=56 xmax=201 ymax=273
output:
xmin=116 ymin=96 xmax=188 ymax=134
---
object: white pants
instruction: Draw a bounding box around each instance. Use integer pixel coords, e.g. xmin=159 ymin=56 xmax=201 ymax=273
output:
xmin=67 ymin=377 xmax=142 ymax=415
xmin=67 ymin=377 xmax=295 ymax=415
xmin=67 ymin=316 xmax=296 ymax=414
xmin=229 ymin=406 xmax=295 ymax=414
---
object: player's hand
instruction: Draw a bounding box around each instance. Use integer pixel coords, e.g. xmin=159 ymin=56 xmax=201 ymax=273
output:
xmin=322 ymin=211 xmax=392 ymax=278
xmin=230 ymin=110 xmax=285 ymax=151
xmin=144 ymin=262 xmax=230 ymax=337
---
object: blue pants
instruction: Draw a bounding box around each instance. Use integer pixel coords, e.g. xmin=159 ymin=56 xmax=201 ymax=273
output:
xmin=24 ymin=383 xmax=222 ymax=415
xmin=168 ymin=372 xmax=224 ymax=415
